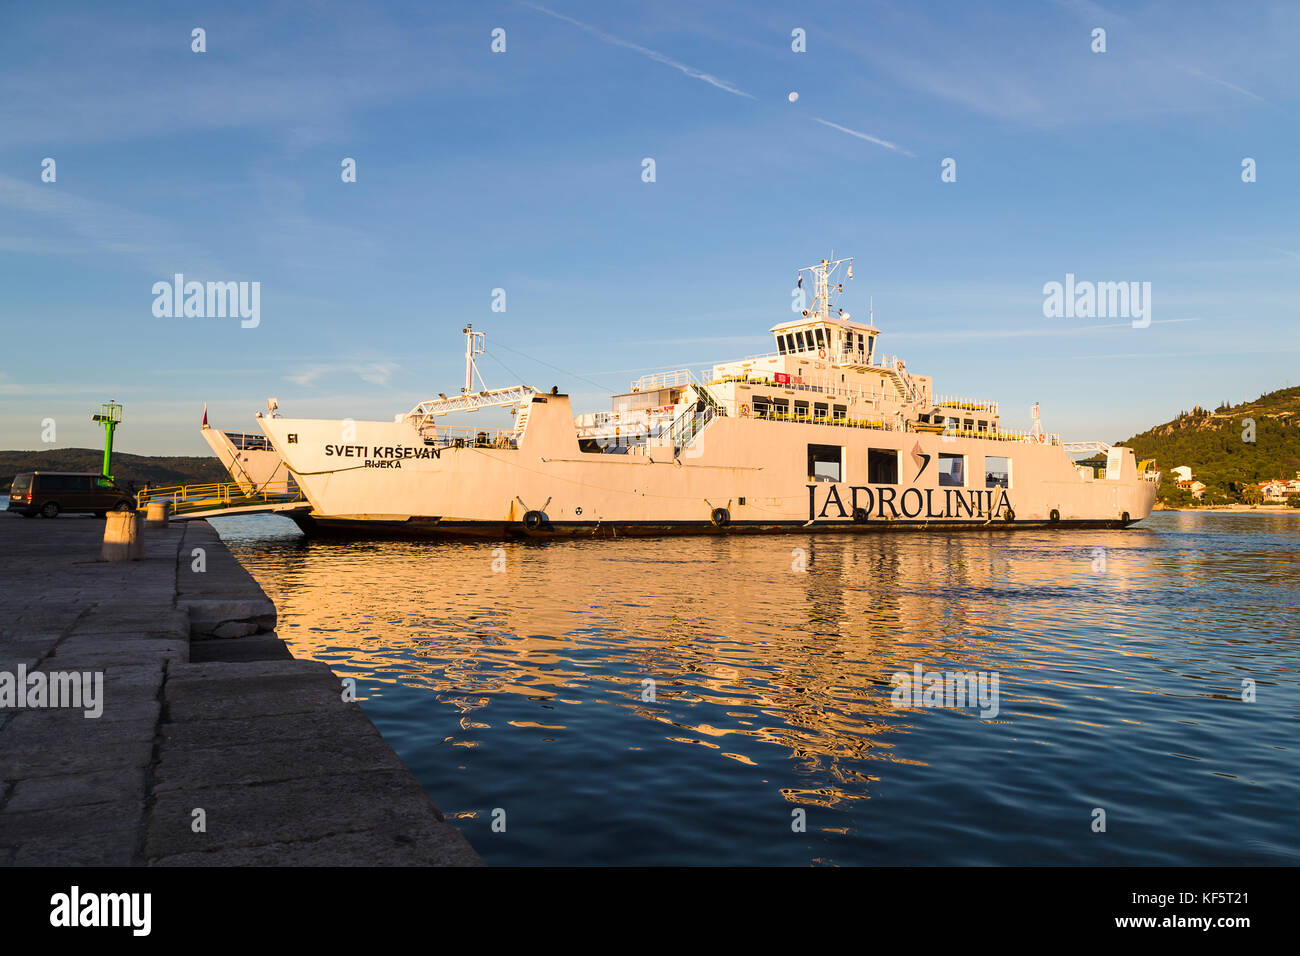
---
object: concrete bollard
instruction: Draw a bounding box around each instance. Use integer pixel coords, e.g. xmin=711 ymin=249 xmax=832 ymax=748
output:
xmin=102 ymin=510 xmax=144 ymax=562
xmin=146 ymin=500 xmax=172 ymax=526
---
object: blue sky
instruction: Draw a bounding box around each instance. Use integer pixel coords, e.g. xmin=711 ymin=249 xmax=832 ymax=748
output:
xmin=1 ymin=0 xmax=1297 ymax=455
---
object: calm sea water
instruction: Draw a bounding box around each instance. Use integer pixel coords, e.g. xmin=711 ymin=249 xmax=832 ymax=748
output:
xmin=213 ymin=512 xmax=1300 ymax=866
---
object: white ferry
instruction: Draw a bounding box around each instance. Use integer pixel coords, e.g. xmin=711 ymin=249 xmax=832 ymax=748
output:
xmin=244 ymin=257 xmax=1159 ymax=537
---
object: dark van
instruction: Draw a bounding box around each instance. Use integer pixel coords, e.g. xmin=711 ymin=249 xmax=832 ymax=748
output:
xmin=7 ymin=472 xmax=136 ymax=518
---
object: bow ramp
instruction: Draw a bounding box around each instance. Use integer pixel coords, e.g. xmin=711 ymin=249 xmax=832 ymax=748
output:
xmin=135 ymin=481 xmax=312 ymax=520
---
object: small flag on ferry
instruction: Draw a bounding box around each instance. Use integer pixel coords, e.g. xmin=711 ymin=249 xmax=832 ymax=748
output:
xmin=797 ymin=273 xmax=802 ymax=288
xmin=201 ymin=403 xmax=208 ymax=427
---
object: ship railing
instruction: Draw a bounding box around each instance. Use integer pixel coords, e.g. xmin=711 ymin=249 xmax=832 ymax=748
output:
xmin=940 ymin=427 xmax=1060 ymax=444
xmin=707 ymin=373 xmax=894 ymax=406
xmin=417 ymin=424 xmax=521 ymax=450
xmin=136 ymin=480 xmax=303 ymax=515
xmin=631 ymin=368 xmax=696 ymax=392
xmin=751 ymin=408 xmax=893 ymax=431
xmin=935 ymin=396 xmax=999 ymax=415
xmin=670 ymin=403 xmax=719 ymax=454
xmin=223 ymin=432 xmax=275 ymax=451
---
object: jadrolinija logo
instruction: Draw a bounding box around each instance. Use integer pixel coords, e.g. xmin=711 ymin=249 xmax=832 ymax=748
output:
xmin=808 ymin=483 xmax=1012 ymax=521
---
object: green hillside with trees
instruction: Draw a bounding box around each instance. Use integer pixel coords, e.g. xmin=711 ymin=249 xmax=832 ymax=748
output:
xmin=1108 ymin=385 xmax=1300 ymax=507
xmin=1 ymin=448 xmax=226 ymax=492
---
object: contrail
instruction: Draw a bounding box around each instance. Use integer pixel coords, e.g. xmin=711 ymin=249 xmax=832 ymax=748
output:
xmin=813 ymin=118 xmax=915 ymax=157
xmin=1185 ymin=68 xmax=1265 ymax=103
xmin=522 ymin=2 xmax=754 ymax=99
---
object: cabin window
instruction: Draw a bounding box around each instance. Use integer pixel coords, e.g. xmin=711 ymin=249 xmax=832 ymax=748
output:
xmin=919 ymin=413 xmax=931 ymax=423
xmin=963 ymin=418 xmax=974 ymax=431
xmin=832 ymin=404 xmax=846 ymax=422
xmin=772 ymin=398 xmax=789 ymax=418
xmin=867 ymin=448 xmax=898 ymax=484
xmin=939 ymin=453 xmax=965 ymax=487
xmin=807 ymin=444 xmax=842 ymax=483
xmin=977 ymin=420 xmax=987 ymax=432
xmin=794 ymin=400 xmax=809 ymax=421
xmin=814 ymin=402 xmax=828 ymax=421
xmin=752 ymin=396 xmax=771 ymax=417
xmin=985 ymin=456 xmax=1010 ymax=488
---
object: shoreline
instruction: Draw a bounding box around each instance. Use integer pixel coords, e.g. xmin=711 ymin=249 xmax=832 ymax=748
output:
xmin=0 ymin=513 xmax=481 ymax=866
xmin=1153 ymin=505 xmax=1300 ymax=514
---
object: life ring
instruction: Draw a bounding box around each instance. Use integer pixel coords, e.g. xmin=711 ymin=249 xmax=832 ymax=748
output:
xmin=818 ymin=348 xmax=826 ymax=359
xmin=710 ymin=507 xmax=730 ymax=528
xmin=740 ymin=404 xmax=750 ymax=417
xmin=522 ymin=510 xmax=548 ymax=531
xmin=1035 ymin=433 xmax=1046 ymax=444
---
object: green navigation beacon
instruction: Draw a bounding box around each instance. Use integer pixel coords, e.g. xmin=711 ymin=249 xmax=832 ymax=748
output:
xmin=91 ymin=401 xmax=122 ymax=486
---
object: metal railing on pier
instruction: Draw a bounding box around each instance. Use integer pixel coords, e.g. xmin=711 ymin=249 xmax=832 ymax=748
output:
xmin=136 ymin=481 xmax=306 ymax=516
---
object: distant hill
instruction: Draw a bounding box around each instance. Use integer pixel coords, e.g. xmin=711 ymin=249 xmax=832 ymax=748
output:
xmin=1 ymin=448 xmax=226 ymax=491
xmin=1113 ymin=385 xmax=1300 ymax=505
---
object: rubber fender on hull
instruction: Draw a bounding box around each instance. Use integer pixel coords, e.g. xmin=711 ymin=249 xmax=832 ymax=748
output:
xmin=523 ymin=510 xmax=549 ymax=531
xmin=710 ymin=507 xmax=730 ymax=528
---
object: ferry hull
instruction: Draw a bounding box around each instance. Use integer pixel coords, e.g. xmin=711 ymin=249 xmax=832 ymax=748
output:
xmin=288 ymin=513 xmax=1141 ymax=540
xmin=261 ymin=393 xmax=1157 ymax=539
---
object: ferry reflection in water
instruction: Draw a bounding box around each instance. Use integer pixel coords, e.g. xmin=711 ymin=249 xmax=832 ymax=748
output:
xmin=216 ymin=512 xmax=1300 ymax=866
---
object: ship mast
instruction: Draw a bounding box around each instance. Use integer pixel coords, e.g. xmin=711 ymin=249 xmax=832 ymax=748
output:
xmin=798 ymin=255 xmax=854 ymax=321
xmin=405 ymin=324 xmax=537 ymax=428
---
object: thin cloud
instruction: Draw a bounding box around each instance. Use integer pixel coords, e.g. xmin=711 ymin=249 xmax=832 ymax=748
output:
xmin=522 ymin=2 xmax=754 ymax=99
xmin=812 ymin=118 xmax=915 ymax=157
xmin=1184 ymin=68 xmax=1265 ymax=103
xmin=286 ymin=363 xmax=398 ymax=387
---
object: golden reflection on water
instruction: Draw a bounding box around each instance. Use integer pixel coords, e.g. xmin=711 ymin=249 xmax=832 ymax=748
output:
xmin=225 ymin=521 xmax=1180 ymax=810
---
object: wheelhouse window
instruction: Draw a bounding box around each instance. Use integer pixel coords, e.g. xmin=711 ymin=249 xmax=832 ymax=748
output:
xmin=814 ymin=328 xmax=825 ymax=349
xmin=985 ymin=456 xmax=1010 ymax=488
xmin=807 ymin=444 xmax=843 ymax=482
xmin=938 ymin=453 xmax=965 ymax=487
xmin=784 ymin=334 xmax=795 ymax=353
xmin=867 ymin=448 xmax=898 ymax=484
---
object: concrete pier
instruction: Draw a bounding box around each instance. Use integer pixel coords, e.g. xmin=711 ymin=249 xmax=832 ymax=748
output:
xmin=0 ymin=514 xmax=481 ymax=866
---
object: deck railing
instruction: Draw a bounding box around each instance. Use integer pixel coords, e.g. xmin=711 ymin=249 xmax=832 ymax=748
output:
xmin=137 ymin=481 xmax=303 ymax=515
xmin=415 ymin=424 xmax=521 ymax=450
xmin=752 ymin=408 xmax=893 ymax=431
xmin=936 ymin=396 xmax=1000 ymax=415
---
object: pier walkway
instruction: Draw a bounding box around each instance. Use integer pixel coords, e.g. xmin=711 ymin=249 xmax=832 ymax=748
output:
xmin=0 ymin=513 xmax=481 ymax=866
